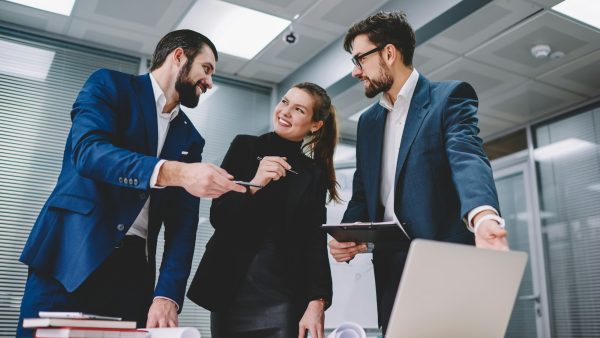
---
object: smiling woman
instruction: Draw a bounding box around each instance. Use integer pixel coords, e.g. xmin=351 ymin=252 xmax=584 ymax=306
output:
xmin=187 ymin=82 xmax=340 ymax=338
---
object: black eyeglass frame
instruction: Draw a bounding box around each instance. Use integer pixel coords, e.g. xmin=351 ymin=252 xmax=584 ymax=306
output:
xmin=351 ymin=45 xmax=384 ymax=70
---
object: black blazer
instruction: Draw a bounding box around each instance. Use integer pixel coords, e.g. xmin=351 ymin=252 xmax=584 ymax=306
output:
xmin=187 ymin=134 xmax=333 ymax=312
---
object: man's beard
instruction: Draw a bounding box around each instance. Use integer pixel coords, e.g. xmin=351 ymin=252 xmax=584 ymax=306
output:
xmin=364 ymin=61 xmax=394 ymax=98
xmin=175 ymin=62 xmax=201 ymax=108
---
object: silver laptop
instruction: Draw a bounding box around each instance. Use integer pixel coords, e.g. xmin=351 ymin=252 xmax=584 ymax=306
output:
xmin=385 ymin=239 xmax=527 ymax=338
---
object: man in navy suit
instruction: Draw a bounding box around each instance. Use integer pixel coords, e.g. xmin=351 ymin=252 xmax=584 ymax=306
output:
xmin=328 ymin=12 xmax=509 ymax=333
xmin=17 ymin=29 xmax=246 ymax=336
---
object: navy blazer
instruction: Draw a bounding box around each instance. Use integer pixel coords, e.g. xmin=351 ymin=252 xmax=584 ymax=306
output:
xmin=19 ymin=69 xmax=204 ymax=309
xmin=343 ymin=74 xmax=499 ymax=242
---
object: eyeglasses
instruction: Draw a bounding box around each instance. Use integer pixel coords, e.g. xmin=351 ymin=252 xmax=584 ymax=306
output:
xmin=351 ymin=46 xmax=384 ymax=70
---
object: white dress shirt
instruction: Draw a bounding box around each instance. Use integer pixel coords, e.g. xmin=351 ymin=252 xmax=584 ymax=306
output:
xmin=126 ymin=73 xmax=179 ymax=239
xmin=377 ymin=68 xmax=498 ymax=233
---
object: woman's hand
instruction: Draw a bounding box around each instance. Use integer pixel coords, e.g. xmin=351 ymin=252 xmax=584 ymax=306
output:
xmin=249 ymin=156 xmax=291 ymax=194
xmin=298 ymin=299 xmax=325 ymax=338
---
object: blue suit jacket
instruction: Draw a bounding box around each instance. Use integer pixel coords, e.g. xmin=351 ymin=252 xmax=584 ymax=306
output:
xmin=19 ymin=69 xmax=204 ymax=309
xmin=342 ymin=74 xmax=499 ymax=239
xmin=342 ymin=74 xmax=499 ymax=328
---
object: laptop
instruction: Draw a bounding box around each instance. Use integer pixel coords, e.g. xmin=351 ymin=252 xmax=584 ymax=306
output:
xmin=385 ymin=239 xmax=527 ymax=338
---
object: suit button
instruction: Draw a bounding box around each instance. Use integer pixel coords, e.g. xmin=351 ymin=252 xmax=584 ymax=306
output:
xmin=116 ymin=224 xmax=125 ymax=231
xmin=133 ymin=178 xmax=138 ymax=185
xmin=139 ymin=192 xmax=147 ymax=200
xmin=128 ymin=178 xmax=133 ymax=185
xmin=118 ymin=177 xmax=123 ymax=183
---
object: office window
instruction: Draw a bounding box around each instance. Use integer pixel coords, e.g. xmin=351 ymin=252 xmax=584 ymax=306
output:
xmin=0 ymin=27 xmax=140 ymax=336
xmin=534 ymin=106 xmax=600 ymax=337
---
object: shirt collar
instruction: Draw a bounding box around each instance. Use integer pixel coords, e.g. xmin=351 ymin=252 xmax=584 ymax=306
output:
xmin=149 ymin=72 xmax=180 ymax=121
xmin=379 ymin=68 xmax=420 ymax=111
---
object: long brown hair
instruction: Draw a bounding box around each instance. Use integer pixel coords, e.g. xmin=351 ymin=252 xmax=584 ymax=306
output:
xmin=294 ymin=82 xmax=341 ymax=203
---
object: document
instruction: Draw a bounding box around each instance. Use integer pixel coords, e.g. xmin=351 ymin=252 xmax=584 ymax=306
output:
xmin=39 ymin=311 xmax=122 ymax=320
xmin=321 ymin=221 xmax=409 ymax=243
xmin=145 ymin=327 xmax=201 ymax=338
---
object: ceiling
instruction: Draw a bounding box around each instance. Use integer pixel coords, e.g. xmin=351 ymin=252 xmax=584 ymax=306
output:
xmin=0 ymin=0 xmax=599 ymax=142
xmin=0 ymin=0 xmax=387 ymax=84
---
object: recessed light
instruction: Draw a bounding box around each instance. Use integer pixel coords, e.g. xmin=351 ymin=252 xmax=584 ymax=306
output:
xmin=177 ymin=0 xmax=290 ymax=60
xmin=534 ymin=138 xmax=596 ymax=161
xmin=553 ymin=0 xmax=600 ymax=30
xmin=6 ymin=0 xmax=76 ymax=16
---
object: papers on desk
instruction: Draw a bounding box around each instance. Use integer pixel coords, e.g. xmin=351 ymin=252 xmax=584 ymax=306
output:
xmin=33 ymin=327 xmax=201 ymax=338
xmin=327 ymin=321 xmax=366 ymax=338
xmin=145 ymin=327 xmax=201 ymax=338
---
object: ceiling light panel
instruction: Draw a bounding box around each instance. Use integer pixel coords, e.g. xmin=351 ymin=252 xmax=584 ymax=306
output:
xmin=177 ymin=0 xmax=290 ymax=60
xmin=5 ymin=0 xmax=76 ymax=16
xmin=553 ymin=0 xmax=600 ymax=30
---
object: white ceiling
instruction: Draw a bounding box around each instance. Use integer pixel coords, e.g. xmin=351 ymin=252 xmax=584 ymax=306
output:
xmin=0 ymin=0 xmax=599 ymax=141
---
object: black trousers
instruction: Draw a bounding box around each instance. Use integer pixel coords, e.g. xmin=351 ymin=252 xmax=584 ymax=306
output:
xmin=373 ymin=242 xmax=410 ymax=335
xmin=17 ymin=236 xmax=154 ymax=337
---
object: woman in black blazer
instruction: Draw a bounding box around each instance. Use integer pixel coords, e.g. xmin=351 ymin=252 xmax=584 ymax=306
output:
xmin=187 ymin=82 xmax=340 ymax=338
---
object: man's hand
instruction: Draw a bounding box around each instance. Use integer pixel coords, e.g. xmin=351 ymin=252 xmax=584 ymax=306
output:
xmin=157 ymin=161 xmax=246 ymax=198
xmin=475 ymin=219 xmax=509 ymax=251
xmin=146 ymin=298 xmax=178 ymax=328
xmin=328 ymin=239 xmax=368 ymax=262
xmin=298 ymin=300 xmax=325 ymax=338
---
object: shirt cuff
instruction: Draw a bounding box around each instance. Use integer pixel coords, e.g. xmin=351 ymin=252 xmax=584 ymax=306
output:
xmin=150 ymin=159 xmax=167 ymax=189
xmin=465 ymin=205 xmax=498 ymax=232
xmin=153 ymin=296 xmax=179 ymax=311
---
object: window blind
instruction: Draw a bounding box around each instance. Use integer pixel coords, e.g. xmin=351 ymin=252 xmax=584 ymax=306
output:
xmin=0 ymin=27 xmax=141 ymax=337
xmin=534 ymin=106 xmax=600 ymax=338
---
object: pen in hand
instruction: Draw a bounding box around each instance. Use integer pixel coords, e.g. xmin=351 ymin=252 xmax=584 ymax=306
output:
xmin=256 ymin=156 xmax=298 ymax=174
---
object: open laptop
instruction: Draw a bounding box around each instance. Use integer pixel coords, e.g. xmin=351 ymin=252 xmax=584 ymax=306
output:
xmin=385 ymin=239 xmax=527 ymax=338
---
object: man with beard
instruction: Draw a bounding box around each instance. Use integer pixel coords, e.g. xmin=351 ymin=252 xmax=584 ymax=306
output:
xmin=17 ymin=29 xmax=246 ymax=337
xmin=328 ymin=12 xmax=509 ymax=333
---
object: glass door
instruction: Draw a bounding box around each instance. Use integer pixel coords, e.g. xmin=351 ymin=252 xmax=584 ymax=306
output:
xmin=493 ymin=152 xmax=551 ymax=338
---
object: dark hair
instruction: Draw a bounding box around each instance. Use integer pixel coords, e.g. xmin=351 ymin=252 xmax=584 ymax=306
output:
xmin=150 ymin=29 xmax=218 ymax=71
xmin=295 ymin=82 xmax=341 ymax=204
xmin=343 ymin=11 xmax=415 ymax=67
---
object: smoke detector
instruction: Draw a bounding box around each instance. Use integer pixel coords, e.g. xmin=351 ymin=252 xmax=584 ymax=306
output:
xmin=531 ymin=44 xmax=551 ymax=59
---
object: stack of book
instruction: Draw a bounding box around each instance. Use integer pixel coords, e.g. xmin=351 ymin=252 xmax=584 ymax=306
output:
xmin=23 ymin=312 xmax=148 ymax=337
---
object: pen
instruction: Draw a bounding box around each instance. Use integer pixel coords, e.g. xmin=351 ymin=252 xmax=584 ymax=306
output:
xmin=256 ymin=156 xmax=299 ymax=174
xmin=233 ymin=180 xmax=264 ymax=188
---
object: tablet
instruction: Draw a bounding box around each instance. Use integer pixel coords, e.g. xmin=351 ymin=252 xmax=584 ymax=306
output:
xmin=321 ymin=221 xmax=409 ymax=243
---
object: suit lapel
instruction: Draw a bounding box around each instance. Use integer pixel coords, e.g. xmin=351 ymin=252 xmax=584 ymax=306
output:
xmin=160 ymin=113 xmax=192 ymax=160
xmin=365 ymin=105 xmax=387 ymax=221
xmin=394 ymin=75 xmax=432 ymax=184
xmin=134 ymin=74 xmax=158 ymax=155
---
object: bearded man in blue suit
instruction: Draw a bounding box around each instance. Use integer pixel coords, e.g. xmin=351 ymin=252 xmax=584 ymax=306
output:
xmin=17 ymin=30 xmax=246 ymax=337
xmin=328 ymin=12 xmax=510 ymax=333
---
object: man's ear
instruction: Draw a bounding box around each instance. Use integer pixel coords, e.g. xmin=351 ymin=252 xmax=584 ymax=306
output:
xmin=173 ymin=48 xmax=185 ymax=65
xmin=383 ymin=44 xmax=398 ymax=66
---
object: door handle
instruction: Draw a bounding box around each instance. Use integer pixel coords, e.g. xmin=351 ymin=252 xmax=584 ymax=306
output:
xmin=518 ymin=293 xmax=541 ymax=302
